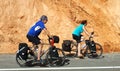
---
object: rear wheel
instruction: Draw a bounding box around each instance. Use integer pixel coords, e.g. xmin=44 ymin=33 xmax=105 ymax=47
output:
xmin=16 ymin=53 xmax=27 ymax=67
xmin=16 ymin=51 xmax=35 ymax=67
xmin=46 ymin=48 xmax=66 ymax=67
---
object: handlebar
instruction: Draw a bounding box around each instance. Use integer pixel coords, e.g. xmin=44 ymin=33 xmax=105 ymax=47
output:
xmin=91 ymin=32 xmax=94 ymax=35
xmin=41 ymin=35 xmax=55 ymax=46
xmin=89 ymin=32 xmax=94 ymax=40
xmin=48 ymin=35 xmax=59 ymax=46
xmin=48 ymin=36 xmax=54 ymax=46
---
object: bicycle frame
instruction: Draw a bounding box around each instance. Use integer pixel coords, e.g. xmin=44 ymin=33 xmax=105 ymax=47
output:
xmin=31 ymin=38 xmax=55 ymax=59
xmin=69 ymin=32 xmax=95 ymax=56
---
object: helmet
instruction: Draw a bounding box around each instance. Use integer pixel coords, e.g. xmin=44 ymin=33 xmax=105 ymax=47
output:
xmin=40 ymin=15 xmax=48 ymax=21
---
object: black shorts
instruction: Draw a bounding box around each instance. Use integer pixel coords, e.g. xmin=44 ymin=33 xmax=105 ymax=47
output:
xmin=26 ymin=35 xmax=41 ymax=45
xmin=72 ymin=34 xmax=82 ymax=43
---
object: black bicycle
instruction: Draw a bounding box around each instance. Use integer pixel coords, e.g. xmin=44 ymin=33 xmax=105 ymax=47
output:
xmin=16 ymin=35 xmax=66 ymax=67
xmin=62 ymin=32 xmax=103 ymax=58
xmin=81 ymin=32 xmax=103 ymax=58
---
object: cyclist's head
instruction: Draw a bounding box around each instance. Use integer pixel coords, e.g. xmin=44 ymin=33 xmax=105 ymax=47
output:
xmin=81 ymin=20 xmax=87 ymax=26
xmin=40 ymin=15 xmax=48 ymax=24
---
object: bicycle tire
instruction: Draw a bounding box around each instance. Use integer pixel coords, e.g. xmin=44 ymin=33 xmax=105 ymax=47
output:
xmin=46 ymin=48 xmax=66 ymax=67
xmin=16 ymin=53 xmax=27 ymax=67
xmin=16 ymin=51 xmax=35 ymax=67
xmin=86 ymin=43 xmax=103 ymax=58
xmin=66 ymin=42 xmax=78 ymax=57
xmin=95 ymin=43 xmax=103 ymax=57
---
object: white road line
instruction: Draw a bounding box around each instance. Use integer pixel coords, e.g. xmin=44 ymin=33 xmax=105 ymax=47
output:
xmin=0 ymin=66 xmax=120 ymax=71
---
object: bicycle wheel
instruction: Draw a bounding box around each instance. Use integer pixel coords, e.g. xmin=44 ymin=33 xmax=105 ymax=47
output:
xmin=95 ymin=43 xmax=103 ymax=57
xmin=16 ymin=53 xmax=27 ymax=67
xmin=67 ymin=42 xmax=78 ymax=57
xmin=16 ymin=51 xmax=35 ymax=67
xmin=46 ymin=48 xmax=66 ymax=67
xmin=86 ymin=43 xmax=103 ymax=58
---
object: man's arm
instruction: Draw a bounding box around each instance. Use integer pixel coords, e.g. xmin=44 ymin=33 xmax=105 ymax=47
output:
xmin=43 ymin=28 xmax=51 ymax=38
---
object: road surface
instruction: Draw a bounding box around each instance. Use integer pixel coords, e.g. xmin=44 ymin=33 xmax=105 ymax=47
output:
xmin=0 ymin=53 xmax=120 ymax=71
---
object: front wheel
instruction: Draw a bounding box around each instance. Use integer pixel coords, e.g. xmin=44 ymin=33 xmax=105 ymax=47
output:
xmin=46 ymin=48 xmax=66 ymax=67
xmin=86 ymin=43 xmax=103 ymax=58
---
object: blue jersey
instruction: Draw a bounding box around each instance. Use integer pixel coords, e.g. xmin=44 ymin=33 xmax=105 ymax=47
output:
xmin=27 ymin=21 xmax=45 ymax=36
xmin=72 ymin=24 xmax=84 ymax=36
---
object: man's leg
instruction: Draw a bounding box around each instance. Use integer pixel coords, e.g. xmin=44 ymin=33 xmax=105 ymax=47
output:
xmin=37 ymin=44 xmax=43 ymax=60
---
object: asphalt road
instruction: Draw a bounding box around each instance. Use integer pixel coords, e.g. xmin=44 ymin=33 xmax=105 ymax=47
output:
xmin=0 ymin=53 xmax=120 ymax=71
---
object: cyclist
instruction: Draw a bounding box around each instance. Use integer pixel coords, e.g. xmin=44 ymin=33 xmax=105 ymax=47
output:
xmin=26 ymin=15 xmax=51 ymax=63
xmin=72 ymin=20 xmax=90 ymax=58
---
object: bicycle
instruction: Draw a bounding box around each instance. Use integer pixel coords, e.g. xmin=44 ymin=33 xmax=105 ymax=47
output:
xmin=81 ymin=32 xmax=103 ymax=58
xmin=16 ymin=35 xmax=66 ymax=67
xmin=62 ymin=32 xmax=103 ymax=58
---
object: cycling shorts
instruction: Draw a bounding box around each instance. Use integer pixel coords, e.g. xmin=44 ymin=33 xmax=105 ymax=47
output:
xmin=26 ymin=35 xmax=41 ymax=45
xmin=72 ymin=34 xmax=82 ymax=43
